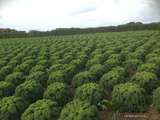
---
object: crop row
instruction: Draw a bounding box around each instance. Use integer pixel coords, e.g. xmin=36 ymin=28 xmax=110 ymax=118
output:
xmin=0 ymin=31 xmax=160 ymax=120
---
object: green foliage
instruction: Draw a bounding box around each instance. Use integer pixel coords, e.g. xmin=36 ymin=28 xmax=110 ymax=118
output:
xmin=0 ymin=30 xmax=160 ymax=116
xmin=0 ymin=81 xmax=15 ymax=99
xmin=48 ymin=71 xmax=65 ymax=85
xmin=112 ymin=83 xmax=147 ymax=112
xmin=104 ymin=58 xmax=120 ymax=72
xmin=72 ymin=71 xmax=96 ymax=88
xmin=138 ymin=50 xmax=146 ymax=60
xmin=0 ymin=65 xmax=13 ymax=80
xmin=59 ymin=100 xmax=100 ymax=120
xmin=153 ymin=87 xmax=160 ymax=111
xmin=147 ymin=56 xmax=160 ymax=63
xmin=21 ymin=99 xmax=61 ymax=120
xmin=23 ymin=59 xmax=35 ymax=66
xmin=74 ymin=83 xmax=104 ymax=105
xmin=124 ymin=59 xmax=142 ymax=74
xmin=63 ymin=55 xmax=74 ymax=64
xmin=8 ymin=60 xmax=18 ymax=67
xmin=30 ymin=65 xmax=45 ymax=73
xmin=1 ymin=23 xmax=160 ymax=38
xmin=37 ymin=59 xmax=48 ymax=67
xmin=0 ymin=60 xmax=7 ymax=68
xmin=90 ymin=50 xmax=103 ymax=58
xmin=109 ymin=54 xmax=121 ymax=61
xmin=0 ymin=96 xmax=29 ymax=120
xmin=131 ymin=72 xmax=159 ymax=93
xmin=120 ymin=50 xmax=129 ymax=61
xmin=14 ymin=63 xmax=31 ymax=75
xmin=147 ymin=57 xmax=160 ymax=70
xmin=5 ymin=72 xmax=24 ymax=86
xmin=15 ymin=80 xmax=44 ymax=103
xmin=89 ymin=64 xmax=105 ymax=80
xmin=97 ymin=99 xmax=113 ymax=110
xmin=43 ymin=82 xmax=70 ymax=106
xmin=49 ymin=64 xmax=64 ymax=73
xmin=63 ymin=64 xmax=77 ymax=83
xmin=137 ymin=63 xmax=159 ymax=75
xmin=70 ymin=59 xmax=84 ymax=70
xmin=100 ymin=67 xmax=126 ymax=91
xmin=86 ymin=58 xmax=101 ymax=69
xmin=26 ymin=71 xmax=47 ymax=86
xmin=145 ymin=53 xmax=158 ymax=60
xmin=77 ymin=54 xmax=88 ymax=63
xmin=22 ymin=56 xmax=34 ymax=61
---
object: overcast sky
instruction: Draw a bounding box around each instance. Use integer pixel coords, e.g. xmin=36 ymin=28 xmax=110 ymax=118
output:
xmin=0 ymin=0 xmax=160 ymax=31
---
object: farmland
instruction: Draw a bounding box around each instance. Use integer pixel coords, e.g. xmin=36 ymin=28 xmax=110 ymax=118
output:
xmin=0 ymin=31 xmax=160 ymax=120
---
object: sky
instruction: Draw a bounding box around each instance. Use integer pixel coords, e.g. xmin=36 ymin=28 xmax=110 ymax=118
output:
xmin=0 ymin=0 xmax=160 ymax=31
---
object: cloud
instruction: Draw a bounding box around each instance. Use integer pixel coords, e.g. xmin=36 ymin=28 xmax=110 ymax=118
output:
xmin=0 ymin=0 xmax=160 ymax=31
xmin=0 ymin=0 xmax=13 ymax=7
xmin=0 ymin=0 xmax=21 ymax=11
xmin=145 ymin=0 xmax=160 ymax=20
xmin=148 ymin=0 xmax=160 ymax=8
xmin=69 ymin=6 xmax=97 ymax=16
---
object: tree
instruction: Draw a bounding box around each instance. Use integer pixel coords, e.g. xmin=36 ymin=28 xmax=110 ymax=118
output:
xmin=48 ymin=71 xmax=65 ymax=85
xmin=86 ymin=58 xmax=101 ymax=69
xmin=153 ymin=87 xmax=160 ymax=111
xmin=5 ymin=72 xmax=24 ymax=86
xmin=112 ymin=83 xmax=147 ymax=112
xmin=43 ymin=82 xmax=70 ymax=106
xmin=74 ymin=83 xmax=104 ymax=105
xmin=0 ymin=65 xmax=13 ymax=81
xmin=59 ymin=100 xmax=100 ymax=120
xmin=21 ymin=99 xmax=61 ymax=120
xmin=124 ymin=59 xmax=142 ymax=77
xmin=15 ymin=80 xmax=44 ymax=103
xmin=48 ymin=64 xmax=64 ymax=73
xmin=14 ymin=63 xmax=31 ymax=75
xmin=0 ymin=81 xmax=15 ymax=99
xmin=29 ymin=65 xmax=45 ymax=73
xmin=131 ymin=71 xmax=159 ymax=94
xmin=89 ymin=64 xmax=105 ymax=80
xmin=137 ymin=63 xmax=159 ymax=75
xmin=72 ymin=71 xmax=96 ymax=88
xmin=100 ymin=67 xmax=125 ymax=91
xmin=0 ymin=96 xmax=29 ymax=120
xmin=26 ymin=71 xmax=47 ymax=86
xmin=104 ymin=58 xmax=120 ymax=72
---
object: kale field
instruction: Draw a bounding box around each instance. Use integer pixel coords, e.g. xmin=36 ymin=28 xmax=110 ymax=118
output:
xmin=0 ymin=31 xmax=160 ymax=120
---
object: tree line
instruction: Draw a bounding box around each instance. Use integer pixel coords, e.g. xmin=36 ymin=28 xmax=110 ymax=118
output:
xmin=0 ymin=22 xmax=160 ymax=38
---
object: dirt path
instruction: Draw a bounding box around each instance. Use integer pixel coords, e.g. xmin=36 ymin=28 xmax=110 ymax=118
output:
xmin=100 ymin=106 xmax=160 ymax=120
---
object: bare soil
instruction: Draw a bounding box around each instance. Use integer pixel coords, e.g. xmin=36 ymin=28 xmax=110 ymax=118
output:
xmin=100 ymin=106 xmax=160 ymax=120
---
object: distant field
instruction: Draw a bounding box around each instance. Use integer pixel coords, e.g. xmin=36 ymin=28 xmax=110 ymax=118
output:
xmin=0 ymin=31 xmax=160 ymax=120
